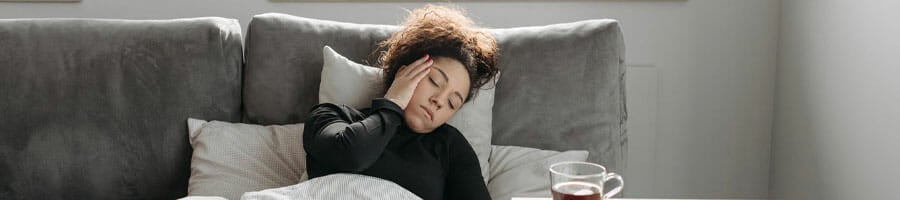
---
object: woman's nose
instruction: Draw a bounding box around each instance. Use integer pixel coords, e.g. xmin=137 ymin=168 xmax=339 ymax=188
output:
xmin=429 ymin=96 xmax=442 ymax=108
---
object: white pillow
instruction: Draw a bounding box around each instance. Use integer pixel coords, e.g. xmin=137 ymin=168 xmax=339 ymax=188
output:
xmin=319 ymin=46 xmax=385 ymax=109
xmin=487 ymin=145 xmax=590 ymax=200
xmin=186 ymin=118 xmax=307 ymax=200
xmin=319 ymin=45 xmax=496 ymax=183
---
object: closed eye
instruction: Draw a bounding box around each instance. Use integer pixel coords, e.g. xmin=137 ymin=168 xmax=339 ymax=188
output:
xmin=429 ymin=77 xmax=439 ymax=87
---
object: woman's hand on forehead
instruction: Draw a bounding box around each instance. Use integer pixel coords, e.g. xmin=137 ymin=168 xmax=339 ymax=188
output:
xmin=384 ymin=54 xmax=433 ymax=109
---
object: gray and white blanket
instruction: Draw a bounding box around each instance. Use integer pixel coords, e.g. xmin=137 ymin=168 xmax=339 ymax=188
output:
xmin=239 ymin=173 xmax=422 ymax=200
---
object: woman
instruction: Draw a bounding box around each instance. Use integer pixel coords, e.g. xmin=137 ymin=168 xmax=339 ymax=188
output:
xmin=303 ymin=4 xmax=498 ymax=200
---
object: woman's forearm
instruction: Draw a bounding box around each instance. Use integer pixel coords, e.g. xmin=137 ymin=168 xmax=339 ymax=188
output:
xmin=303 ymin=99 xmax=404 ymax=172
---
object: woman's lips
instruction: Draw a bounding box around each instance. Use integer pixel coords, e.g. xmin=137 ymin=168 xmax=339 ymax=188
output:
xmin=420 ymin=105 xmax=433 ymax=121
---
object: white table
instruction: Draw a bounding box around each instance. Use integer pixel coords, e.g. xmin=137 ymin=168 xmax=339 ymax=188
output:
xmin=513 ymin=198 xmax=765 ymax=200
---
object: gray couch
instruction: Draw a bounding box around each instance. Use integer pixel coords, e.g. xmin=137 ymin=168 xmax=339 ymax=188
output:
xmin=0 ymin=14 xmax=626 ymax=199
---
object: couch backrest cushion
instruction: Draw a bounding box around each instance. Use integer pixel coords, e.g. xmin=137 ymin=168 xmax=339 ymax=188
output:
xmin=242 ymin=14 xmax=397 ymax=125
xmin=0 ymin=17 xmax=243 ymax=199
xmin=242 ymin=13 xmax=626 ymax=173
xmin=489 ymin=21 xmax=627 ymax=172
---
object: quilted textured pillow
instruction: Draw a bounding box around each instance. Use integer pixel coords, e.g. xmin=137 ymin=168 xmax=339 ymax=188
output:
xmin=186 ymin=119 xmax=307 ymax=200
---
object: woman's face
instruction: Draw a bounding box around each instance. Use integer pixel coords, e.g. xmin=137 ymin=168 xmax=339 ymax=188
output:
xmin=404 ymin=57 xmax=470 ymax=133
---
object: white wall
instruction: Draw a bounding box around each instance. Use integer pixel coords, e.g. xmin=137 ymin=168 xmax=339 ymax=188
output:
xmin=771 ymin=0 xmax=900 ymax=199
xmin=0 ymin=0 xmax=778 ymax=198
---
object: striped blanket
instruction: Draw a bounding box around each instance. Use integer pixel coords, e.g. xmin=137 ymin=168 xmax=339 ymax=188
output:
xmin=240 ymin=173 xmax=422 ymax=200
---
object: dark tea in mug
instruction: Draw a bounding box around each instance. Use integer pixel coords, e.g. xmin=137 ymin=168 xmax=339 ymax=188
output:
xmin=549 ymin=161 xmax=623 ymax=200
xmin=551 ymin=181 xmax=602 ymax=200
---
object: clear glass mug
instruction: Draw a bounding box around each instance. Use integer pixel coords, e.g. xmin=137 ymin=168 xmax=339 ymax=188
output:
xmin=549 ymin=161 xmax=624 ymax=200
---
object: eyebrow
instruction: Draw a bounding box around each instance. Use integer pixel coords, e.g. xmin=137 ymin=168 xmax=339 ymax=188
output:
xmin=433 ymin=67 xmax=466 ymax=103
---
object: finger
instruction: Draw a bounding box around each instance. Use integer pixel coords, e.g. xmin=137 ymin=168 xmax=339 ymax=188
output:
xmin=411 ymin=66 xmax=432 ymax=82
xmin=396 ymin=65 xmax=409 ymax=76
xmin=405 ymin=58 xmax=433 ymax=78
xmin=407 ymin=54 xmax=431 ymax=69
xmin=397 ymin=55 xmax=430 ymax=78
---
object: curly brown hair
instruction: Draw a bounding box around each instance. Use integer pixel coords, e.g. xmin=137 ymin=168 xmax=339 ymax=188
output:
xmin=378 ymin=4 xmax=499 ymax=103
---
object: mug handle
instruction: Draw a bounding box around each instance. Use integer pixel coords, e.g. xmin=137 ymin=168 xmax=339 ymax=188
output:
xmin=602 ymin=172 xmax=624 ymax=199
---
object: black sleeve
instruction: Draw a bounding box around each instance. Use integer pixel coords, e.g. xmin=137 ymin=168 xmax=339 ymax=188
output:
xmin=303 ymin=98 xmax=405 ymax=172
xmin=443 ymin=127 xmax=491 ymax=200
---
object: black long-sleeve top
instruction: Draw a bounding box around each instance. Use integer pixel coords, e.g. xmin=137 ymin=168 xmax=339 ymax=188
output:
xmin=303 ymin=98 xmax=490 ymax=200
